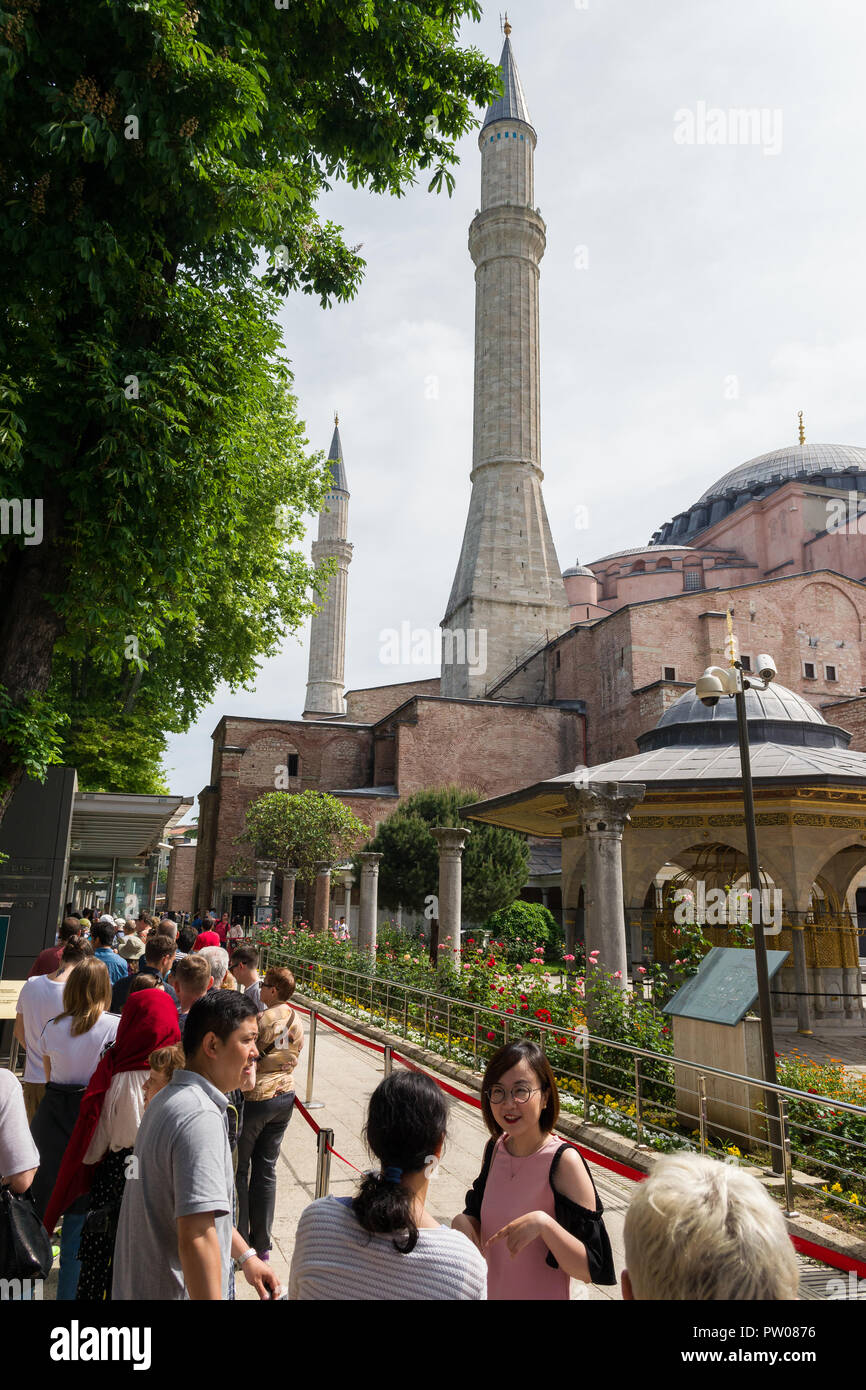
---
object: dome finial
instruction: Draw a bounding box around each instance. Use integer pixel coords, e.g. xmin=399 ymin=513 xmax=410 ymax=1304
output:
xmin=798 ymin=410 xmax=805 ymax=445
xmin=502 ymin=12 xmax=512 ymax=36
xmin=334 ymin=410 xmax=339 ymax=427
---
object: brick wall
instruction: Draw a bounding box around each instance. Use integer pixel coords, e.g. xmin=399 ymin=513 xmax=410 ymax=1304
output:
xmin=344 ymin=678 xmax=441 ymax=723
xmin=166 ymin=843 xmax=196 ymax=913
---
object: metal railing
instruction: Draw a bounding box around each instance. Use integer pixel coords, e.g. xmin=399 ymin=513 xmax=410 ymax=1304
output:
xmin=268 ymin=948 xmax=866 ymax=1219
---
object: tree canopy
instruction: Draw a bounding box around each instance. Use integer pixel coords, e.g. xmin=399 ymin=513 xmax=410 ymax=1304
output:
xmin=239 ymin=789 xmax=369 ymax=885
xmin=0 ymin=1 xmax=501 ymax=812
xmin=356 ymin=785 xmax=530 ymax=922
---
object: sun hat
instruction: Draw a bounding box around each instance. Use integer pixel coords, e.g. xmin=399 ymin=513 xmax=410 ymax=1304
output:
xmin=118 ymin=936 xmax=146 ymax=961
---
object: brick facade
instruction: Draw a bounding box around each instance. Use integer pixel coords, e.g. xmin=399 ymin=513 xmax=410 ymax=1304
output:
xmin=165 ymin=842 xmax=196 ymax=914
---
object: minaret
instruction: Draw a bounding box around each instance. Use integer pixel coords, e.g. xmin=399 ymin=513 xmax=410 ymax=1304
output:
xmin=303 ymin=417 xmax=353 ymax=719
xmin=440 ymin=22 xmax=568 ymax=699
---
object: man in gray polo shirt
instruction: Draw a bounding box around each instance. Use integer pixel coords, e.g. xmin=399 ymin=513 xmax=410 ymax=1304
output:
xmin=113 ymin=991 xmax=280 ymax=1300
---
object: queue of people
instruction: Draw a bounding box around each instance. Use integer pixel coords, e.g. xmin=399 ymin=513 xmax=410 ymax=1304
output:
xmin=2 ymin=914 xmax=804 ymax=1303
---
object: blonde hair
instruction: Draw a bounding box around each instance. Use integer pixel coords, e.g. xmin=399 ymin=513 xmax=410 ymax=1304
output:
xmin=149 ymin=1043 xmax=185 ymax=1081
xmin=55 ymin=957 xmax=112 ymax=1037
xmin=623 ymin=1152 xmax=799 ymax=1300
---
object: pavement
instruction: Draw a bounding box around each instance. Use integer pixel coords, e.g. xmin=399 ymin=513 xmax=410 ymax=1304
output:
xmin=774 ymin=1027 xmax=866 ymax=1079
xmin=237 ymin=1006 xmax=854 ymax=1301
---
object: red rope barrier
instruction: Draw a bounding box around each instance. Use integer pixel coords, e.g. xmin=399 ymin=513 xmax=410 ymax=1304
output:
xmin=292 ymin=1097 xmax=321 ymax=1134
xmin=315 ymin=1011 xmax=386 ymax=1055
xmin=791 ymin=1235 xmax=866 ymax=1279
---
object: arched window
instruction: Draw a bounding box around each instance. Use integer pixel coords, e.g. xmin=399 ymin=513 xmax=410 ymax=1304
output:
xmin=630 ymin=560 xmax=646 ymax=573
xmin=656 ymin=556 xmax=672 ymax=570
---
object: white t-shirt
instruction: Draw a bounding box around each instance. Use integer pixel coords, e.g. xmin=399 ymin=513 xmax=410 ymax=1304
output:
xmin=16 ymin=974 xmax=65 ymax=1083
xmin=41 ymin=1011 xmax=119 ymax=1085
xmin=0 ymin=1070 xmax=39 ymax=1179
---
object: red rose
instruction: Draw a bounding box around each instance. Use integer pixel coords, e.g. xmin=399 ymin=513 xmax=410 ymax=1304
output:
xmin=486 ymin=1031 xmax=495 ymax=1041
xmin=506 ymin=1007 xmax=514 ymax=1014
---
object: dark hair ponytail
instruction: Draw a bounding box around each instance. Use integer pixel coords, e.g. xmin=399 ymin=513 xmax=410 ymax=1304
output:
xmin=352 ymin=1071 xmax=448 ymax=1254
xmin=60 ymin=936 xmax=93 ymax=965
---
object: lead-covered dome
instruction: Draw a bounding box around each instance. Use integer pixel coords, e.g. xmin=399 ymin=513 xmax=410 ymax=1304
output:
xmin=637 ymin=681 xmax=850 ymax=752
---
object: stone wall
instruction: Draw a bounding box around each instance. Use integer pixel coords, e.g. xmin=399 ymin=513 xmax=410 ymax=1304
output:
xmin=344 ymin=678 xmax=440 ymax=723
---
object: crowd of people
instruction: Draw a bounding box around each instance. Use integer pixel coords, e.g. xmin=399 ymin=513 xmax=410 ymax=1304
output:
xmin=0 ymin=906 xmax=802 ymax=1301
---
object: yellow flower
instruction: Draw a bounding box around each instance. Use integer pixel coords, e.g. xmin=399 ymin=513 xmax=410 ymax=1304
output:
xmin=831 ymin=1182 xmax=843 ymax=1193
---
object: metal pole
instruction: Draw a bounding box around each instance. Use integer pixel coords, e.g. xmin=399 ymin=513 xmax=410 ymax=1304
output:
xmin=446 ymin=1000 xmax=451 ymax=1059
xmin=315 ymin=1128 xmax=333 ymax=1199
xmin=383 ymin=1044 xmax=393 ymax=1077
xmin=403 ymin=988 xmax=408 ymax=1039
xmin=734 ymin=676 xmax=783 ymax=1174
xmin=304 ymin=1009 xmax=324 ymax=1110
xmin=698 ymin=1074 xmax=708 ymax=1155
xmin=779 ymin=1096 xmax=797 ymax=1216
xmin=634 ymin=1056 xmax=643 ymax=1145
xmin=582 ymin=1041 xmax=590 ymax=1121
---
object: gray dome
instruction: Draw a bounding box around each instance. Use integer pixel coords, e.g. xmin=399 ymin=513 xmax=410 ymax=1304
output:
xmin=637 ymin=681 xmax=850 ymax=754
xmin=563 ymin=558 xmax=596 ymax=578
xmin=697 ymin=443 xmax=866 ymax=504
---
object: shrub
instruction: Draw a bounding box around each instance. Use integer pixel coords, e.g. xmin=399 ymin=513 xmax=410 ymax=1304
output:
xmin=482 ymin=900 xmax=561 ymax=964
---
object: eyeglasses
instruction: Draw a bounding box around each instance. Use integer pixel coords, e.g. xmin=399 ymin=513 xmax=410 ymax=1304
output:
xmin=486 ymin=1083 xmax=542 ymax=1106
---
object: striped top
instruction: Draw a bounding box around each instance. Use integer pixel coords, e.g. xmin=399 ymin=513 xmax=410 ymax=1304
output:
xmin=289 ymin=1197 xmax=487 ymax=1301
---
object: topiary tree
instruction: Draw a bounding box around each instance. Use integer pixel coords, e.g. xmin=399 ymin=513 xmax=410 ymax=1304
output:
xmin=238 ymin=790 xmax=368 ymax=887
xmin=355 ymin=786 xmax=529 ymax=923
xmin=482 ymin=901 xmax=562 ymax=964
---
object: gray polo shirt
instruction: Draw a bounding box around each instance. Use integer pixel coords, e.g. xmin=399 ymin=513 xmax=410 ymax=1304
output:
xmin=112 ymin=1069 xmax=234 ymax=1300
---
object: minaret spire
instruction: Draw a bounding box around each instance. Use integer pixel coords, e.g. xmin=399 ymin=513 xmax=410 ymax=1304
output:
xmin=440 ymin=33 xmax=568 ymax=699
xmin=304 ymin=420 xmax=353 ymax=719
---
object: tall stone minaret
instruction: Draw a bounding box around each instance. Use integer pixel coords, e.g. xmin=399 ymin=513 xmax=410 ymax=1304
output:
xmin=440 ymin=23 xmax=568 ymax=699
xmin=303 ymin=417 xmax=353 ymax=719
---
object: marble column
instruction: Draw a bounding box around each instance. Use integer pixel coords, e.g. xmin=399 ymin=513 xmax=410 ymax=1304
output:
xmin=281 ymin=868 xmax=297 ymax=926
xmin=255 ymin=861 xmax=277 ymax=924
xmin=567 ymin=782 xmax=645 ymax=991
xmin=431 ymin=827 xmax=470 ymax=970
xmin=312 ymin=861 xmax=331 ymax=935
xmin=358 ymin=853 xmax=383 ymax=955
xmin=789 ymin=924 xmax=813 ymax=1035
xmin=341 ymin=871 xmax=354 ymax=939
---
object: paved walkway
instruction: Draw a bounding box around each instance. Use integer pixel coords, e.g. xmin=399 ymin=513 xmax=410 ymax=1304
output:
xmin=774 ymin=1027 xmax=866 ymax=1079
xmin=238 ymin=1008 xmax=849 ymax=1301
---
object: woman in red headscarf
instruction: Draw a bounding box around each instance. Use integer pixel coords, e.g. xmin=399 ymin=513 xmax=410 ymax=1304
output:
xmin=44 ymin=989 xmax=181 ymax=1301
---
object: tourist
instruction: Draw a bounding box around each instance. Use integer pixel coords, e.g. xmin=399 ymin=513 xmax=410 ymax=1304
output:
xmin=194 ymin=928 xmax=220 ymax=950
xmin=0 ymin=1067 xmax=40 ymax=1195
xmin=128 ymin=975 xmax=164 ymax=996
xmin=236 ymin=966 xmax=303 ymax=1260
xmin=43 ymin=990 xmax=182 ymax=1301
xmin=117 ymin=934 xmax=145 ymax=976
xmin=28 ymin=917 xmax=84 ymax=978
xmin=453 ymin=1039 xmax=614 ymax=1300
xmin=230 ymin=946 xmax=262 ymax=1011
xmin=174 ymin=953 xmax=214 ymax=1032
xmin=199 ymin=945 xmax=230 ymax=990
xmin=143 ymin=1042 xmax=186 ymax=1107
xmin=112 ymin=991 xmax=279 ymax=1300
xmin=289 ymin=1070 xmax=487 ymax=1300
xmin=228 ymin=920 xmax=245 ymax=948
xmin=15 ymin=937 xmax=93 ymax=1123
xmin=213 ymin=913 xmax=229 ymax=946
xmin=92 ymin=921 xmax=128 ymax=987
xmin=30 ymin=958 xmax=120 ymax=1299
xmin=177 ymin=924 xmax=198 ymax=954
xmin=111 ymin=933 xmax=178 ymax=1013
xmin=621 ymin=1151 xmax=799 ymax=1300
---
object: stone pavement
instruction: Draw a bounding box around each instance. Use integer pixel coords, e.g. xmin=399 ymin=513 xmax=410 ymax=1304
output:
xmin=237 ymin=1008 xmax=844 ymax=1301
xmin=774 ymin=1027 xmax=866 ymax=1079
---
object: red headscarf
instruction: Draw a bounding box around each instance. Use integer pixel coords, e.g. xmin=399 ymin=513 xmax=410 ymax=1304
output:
xmin=43 ymin=989 xmax=181 ymax=1231
xmin=194 ymin=930 xmax=220 ymax=950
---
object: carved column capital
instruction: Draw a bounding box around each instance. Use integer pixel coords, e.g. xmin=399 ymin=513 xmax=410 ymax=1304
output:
xmin=566 ymin=780 xmax=646 ymax=836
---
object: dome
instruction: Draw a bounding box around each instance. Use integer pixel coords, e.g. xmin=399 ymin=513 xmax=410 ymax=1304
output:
xmin=562 ymin=558 xmax=596 ymax=578
xmin=697 ymin=443 xmax=866 ymax=504
xmin=592 ymin=543 xmax=695 ymax=565
xmin=636 ymin=680 xmax=851 ymax=753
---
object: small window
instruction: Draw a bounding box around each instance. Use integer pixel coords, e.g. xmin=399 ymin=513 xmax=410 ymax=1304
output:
xmin=824 ymin=664 xmax=838 ymax=682
xmin=287 ymin=754 xmax=299 ymax=777
xmin=683 ymin=569 xmax=702 ymax=591
xmin=803 ymin=662 xmax=816 ymax=680
xmin=740 ymin=654 xmax=751 ymax=672
xmin=663 ymin=666 xmax=676 ymax=682
xmin=555 ymin=650 xmax=561 ymax=670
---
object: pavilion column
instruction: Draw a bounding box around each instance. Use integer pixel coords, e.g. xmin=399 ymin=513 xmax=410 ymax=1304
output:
xmin=431 ymin=827 xmax=470 ymax=970
xmin=341 ymin=872 xmax=354 ymax=938
xmin=255 ymin=860 xmax=277 ymax=922
xmin=358 ymin=853 xmax=383 ymax=955
xmin=281 ymin=868 xmax=297 ymax=926
xmin=789 ymin=924 xmax=813 ymax=1035
xmin=312 ymin=861 xmax=331 ymax=935
xmin=567 ymin=782 xmax=645 ymax=991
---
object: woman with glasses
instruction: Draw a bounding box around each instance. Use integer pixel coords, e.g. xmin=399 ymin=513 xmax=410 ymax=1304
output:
xmin=452 ymin=1038 xmax=614 ymax=1300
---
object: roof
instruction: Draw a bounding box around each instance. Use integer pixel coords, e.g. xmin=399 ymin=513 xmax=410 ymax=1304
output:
xmin=327 ymin=421 xmax=347 ymax=492
xmin=591 ymin=544 xmax=695 ymax=565
xmin=69 ymin=793 xmax=193 ymax=859
xmin=697 ymin=443 xmax=866 ymax=504
xmin=481 ymin=36 xmax=533 ymax=132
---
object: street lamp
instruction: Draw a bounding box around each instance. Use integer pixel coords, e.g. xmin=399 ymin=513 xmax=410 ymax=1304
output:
xmin=695 ymin=652 xmax=783 ymax=1173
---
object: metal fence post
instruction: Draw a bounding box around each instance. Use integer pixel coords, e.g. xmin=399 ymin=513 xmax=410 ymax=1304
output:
xmin=582 ymin=1039 xmax=590 ymax=1121
xmin=304 ymin=1009 xmax=324 ymax=1110
xmin=698 ymin=1074 xmax=708 ymax=1155
xmin=446 ymin=1001 xmax=451 ymax=1058
xmin=315 ymin=1128 xmax=333 ymax=1198
xmin=634 ymin=1056 xmax=643 ymax=1145
xmin=403 ymin=988 xmax=408 ymax=1039
xmin=779 ymin=1096 xmax=797 ymax=1216
xmin=384 ymin=1044 xmax=393 ymax=1077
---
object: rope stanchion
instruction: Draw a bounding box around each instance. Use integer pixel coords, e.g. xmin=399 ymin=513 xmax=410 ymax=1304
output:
xmin=304 ymin=1009 xmax=324 ymax=1110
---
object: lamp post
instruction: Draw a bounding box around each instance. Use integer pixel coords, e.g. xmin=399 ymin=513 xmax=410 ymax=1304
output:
xmin=695 ymin=651 xmax=783 ymax=1174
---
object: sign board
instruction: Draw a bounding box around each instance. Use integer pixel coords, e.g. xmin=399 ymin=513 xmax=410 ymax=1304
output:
xmin=254 ymin=906 xmax=274 ymax=924
xmin=663 ymin=946 xmax=789 ymax=1027
xmin=0 ymin=978 xmax=25 ymax=1021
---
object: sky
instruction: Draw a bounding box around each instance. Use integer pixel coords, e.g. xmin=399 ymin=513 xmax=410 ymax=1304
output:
xmin=163 ymin=0 xmax=866 ymax=813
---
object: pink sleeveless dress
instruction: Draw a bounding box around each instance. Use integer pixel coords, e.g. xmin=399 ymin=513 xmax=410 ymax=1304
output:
xmin=480 ymin=1133 xmax=570 ymax=1301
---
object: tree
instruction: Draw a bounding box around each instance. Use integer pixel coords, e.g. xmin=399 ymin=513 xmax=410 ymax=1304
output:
xmin=0 ymin=1 xmax=501 ymax=816
xmin=482 ymin=900 xmax=562 ymax=964
xmin=238 ymin=790 xmax=368 ymax=887
xmin=356 ymin=786 xmax=529 ymax=922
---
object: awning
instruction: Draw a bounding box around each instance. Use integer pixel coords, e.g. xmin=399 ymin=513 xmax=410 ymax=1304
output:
xmin=69 ymin=793 xmax=194 ymax=860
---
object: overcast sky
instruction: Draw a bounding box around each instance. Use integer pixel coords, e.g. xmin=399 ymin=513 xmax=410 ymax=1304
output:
xmin=164 ymin=0 xmax=866 ymax=812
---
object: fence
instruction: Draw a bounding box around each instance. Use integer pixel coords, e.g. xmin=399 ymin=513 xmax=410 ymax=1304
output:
xmin=266 ymin=948 xmax=866 ymax=1222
